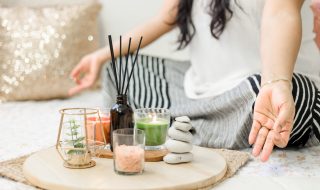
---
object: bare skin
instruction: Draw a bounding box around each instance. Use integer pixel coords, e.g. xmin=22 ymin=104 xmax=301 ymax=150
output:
xmin=249 ymin=0 xmax=304 ymax=162
xmin=70 ymin=0 xmax=304 ymax=162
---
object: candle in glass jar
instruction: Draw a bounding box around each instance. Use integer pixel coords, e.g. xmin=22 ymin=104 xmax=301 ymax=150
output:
xmin=87 ymin=114 xmax=111 ymax=144
xmin=135 ymin=117 xmax=169 ymax=146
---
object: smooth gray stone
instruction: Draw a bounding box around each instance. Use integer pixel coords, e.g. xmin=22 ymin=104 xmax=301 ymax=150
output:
xmin=175 ymin=116 xmax=191 ymax=123
xmin=172 ymin=121 xmax=192 ymax=132
xmin=163 ymin=152 xmax=193 ymax=164
xmin=165 ymin=139 xmax=193 ymax=153
xmin=168 ymin=127 xmax=193 ymax=143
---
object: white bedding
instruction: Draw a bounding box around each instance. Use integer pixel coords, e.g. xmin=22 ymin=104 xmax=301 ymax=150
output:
xmin=0 ymin=90 xmax=319 ymax=189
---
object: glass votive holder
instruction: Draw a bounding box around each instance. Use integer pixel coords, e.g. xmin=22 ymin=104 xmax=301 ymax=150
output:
xmin=87 ymin=108 xmax=110 ymax=144
xmin=134 ymin=108 xmax=170 ymax=150
xmin=97 ymin=108 xmax=111 ymax=145
xmin=113 ymin=128 xmax=145 ymax=175
xmin=86 ymin=108 xmax=111 ymax=154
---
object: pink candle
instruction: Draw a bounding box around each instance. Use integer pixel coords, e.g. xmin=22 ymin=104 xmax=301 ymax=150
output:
xmin=86 ymin=115 xmax=111 ymax=144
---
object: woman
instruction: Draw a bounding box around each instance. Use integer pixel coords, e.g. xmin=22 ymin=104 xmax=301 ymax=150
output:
xmin=69 ymin=0 xmax=320 ymax=162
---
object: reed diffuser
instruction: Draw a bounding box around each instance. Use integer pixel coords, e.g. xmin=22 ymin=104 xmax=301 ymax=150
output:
xmin=108 ymin=35 xmax=143 ymax=151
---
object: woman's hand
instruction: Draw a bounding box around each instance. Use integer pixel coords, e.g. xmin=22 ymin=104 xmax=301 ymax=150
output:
xmin=248 ymin=81 xmax=295 ymax=162
xmin=68 ymin=49 xmax=107 ymax=96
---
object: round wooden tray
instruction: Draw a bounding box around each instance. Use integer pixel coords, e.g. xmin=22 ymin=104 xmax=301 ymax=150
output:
xmin=23 ymin=146 xmax=227 ymax=190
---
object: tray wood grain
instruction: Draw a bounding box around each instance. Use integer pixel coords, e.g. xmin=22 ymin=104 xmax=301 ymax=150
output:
xmin=23 ymin=146 xmax=227 ymax=190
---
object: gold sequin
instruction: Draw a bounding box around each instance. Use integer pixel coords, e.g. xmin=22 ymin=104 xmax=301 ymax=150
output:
xmin=0 ymin=1 xmax=101 ymax=102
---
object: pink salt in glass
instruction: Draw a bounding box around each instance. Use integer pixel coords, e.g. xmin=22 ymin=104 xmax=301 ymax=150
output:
xmin=113 ymin=128 xmax=145 ymax=175
xmin=115 ymin=145 xmax=144 ymax=173
xmin=312 ymin=0 xmax=320 ymax=49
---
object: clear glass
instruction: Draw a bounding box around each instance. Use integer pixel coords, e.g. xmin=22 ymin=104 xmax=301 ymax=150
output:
xmin=87 ymin=108 xmax=111 ymax=149
xmin=113 ymin=128 xmax=145 ymax=175
xmin=134 ymin=108 xmax=170 ymax=150
xmin=85 ymin=108 xmax=110 ymax=155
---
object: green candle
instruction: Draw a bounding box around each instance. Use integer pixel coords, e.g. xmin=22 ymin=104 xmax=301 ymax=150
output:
xmin=135 ymin=118 xmax=169 ymax=146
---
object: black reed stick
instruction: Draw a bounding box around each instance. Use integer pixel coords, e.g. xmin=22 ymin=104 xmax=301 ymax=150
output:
xmin=108 ymin=35 xmax=120 ymax=95
xmin=108 ymin=35 xmax=142 ymax=96
xmin=124 ymin=36 xmax=143 ymax=95
xmin=119 ymin=36 xmax=122 ymax=93
xmin=121 ymin=37 xmax=132 ymax=94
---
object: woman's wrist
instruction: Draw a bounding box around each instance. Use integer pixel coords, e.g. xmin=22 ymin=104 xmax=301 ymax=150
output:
xmin=96 ymin=47 xmax=110 ymax=65
xmin=261 ymin=71 xmax=293 ymax=88
xmin=261 ymin=78 xmax=292 ymax=89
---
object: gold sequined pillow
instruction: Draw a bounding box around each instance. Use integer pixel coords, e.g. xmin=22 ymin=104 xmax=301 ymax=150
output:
xmin=0 ymin=0 xmax=101 ymax=101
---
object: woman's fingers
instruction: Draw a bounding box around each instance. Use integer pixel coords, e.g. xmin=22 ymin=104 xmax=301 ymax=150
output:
xmin=69 ymin=56 xmax=98 ymax=96
xmin=273 ymin=126 xmax=290 ymax=148
xmin=68 ymin=80 xmax=92 ymax=96
xmin=249 ymin=120 xmax=261 ymax=145
xmin=68 ymin=74 xmax=94 ymax=96
xmin=260 ymin=131 xmax=275 ymax=162
xmin=252 ymin=127 xmax=269 ymax=157
xmin=70 ymin=57 xmax=89 ymax=80
xmin=70 ymin=63 xmax=83 ymax=79
xmin=272 ymin=102 xmax=293 ymax=148
xmin=68 ymin=85 xmax=86 ymax=96
xmin=249 ymin=113 xmax=274 ymax=145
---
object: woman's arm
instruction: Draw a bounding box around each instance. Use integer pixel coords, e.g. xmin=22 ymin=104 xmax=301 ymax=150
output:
xmin=260 ymin=0 xmax=304 ymax=83
xmin=69 ymin=0 xmax=179 ymax=95
xmin=92 ymin=0 xmax=179 ymax=64
xmin=311 ymin=0 xmax=320 ymax=48
xmin=249 ymin=0 xmax=304 ymax=161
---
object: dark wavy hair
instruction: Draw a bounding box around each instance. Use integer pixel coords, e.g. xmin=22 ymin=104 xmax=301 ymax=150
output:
xmin=175 ymin=0 xmax=234 ymax=49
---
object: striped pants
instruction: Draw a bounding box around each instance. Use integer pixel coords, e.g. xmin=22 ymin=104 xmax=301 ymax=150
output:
xmin=103 ymin=55 xmax=320 ymax=149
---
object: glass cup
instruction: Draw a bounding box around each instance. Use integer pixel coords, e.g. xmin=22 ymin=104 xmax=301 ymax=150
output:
xmin=96 ymin=108 xmax=111 ymax=145
xmin=113 ymin=128 xmax=145 ymax=175
xmin=86 ymin=108 xmax=111 ymax=154
xmin=134 ymin=108 xmax=170 ymax=150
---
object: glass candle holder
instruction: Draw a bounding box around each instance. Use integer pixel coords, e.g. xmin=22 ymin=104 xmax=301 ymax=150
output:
xmin=85 ymin=108 xmax=111 ymax=155
xmin=86 ymin=108 xmax=111 ymax=146
xmin=113 ymin=128 xmax=145 ymax=175
xmin=134 ymin=108 xmax=170 ymax=150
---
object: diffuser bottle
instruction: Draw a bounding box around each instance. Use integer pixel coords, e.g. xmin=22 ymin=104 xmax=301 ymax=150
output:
xmin=107 ymin=35 xmax=143 ymax=151
xmin=110 ymin=95 xmax=134 ymax=151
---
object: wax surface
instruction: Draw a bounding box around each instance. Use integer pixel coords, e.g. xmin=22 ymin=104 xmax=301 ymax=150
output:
xmin=135 ymin=118 xmax=169 ymax=146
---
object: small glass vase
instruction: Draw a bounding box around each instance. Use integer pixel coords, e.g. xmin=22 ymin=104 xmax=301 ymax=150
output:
xmin=110 ymin=95 xmax=134 ymax=151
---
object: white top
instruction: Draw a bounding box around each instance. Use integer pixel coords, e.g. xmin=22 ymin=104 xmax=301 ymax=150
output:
xmin=185 ymin=0 xmax=320 ymax=99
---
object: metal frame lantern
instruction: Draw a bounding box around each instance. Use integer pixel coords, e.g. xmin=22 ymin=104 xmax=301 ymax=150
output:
xmin=56 ymin=108 xmax=106 ymax=169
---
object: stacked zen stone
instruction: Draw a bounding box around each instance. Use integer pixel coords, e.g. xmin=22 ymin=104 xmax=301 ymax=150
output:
xmin=164 ymin=116 xmax=193 ymax=164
